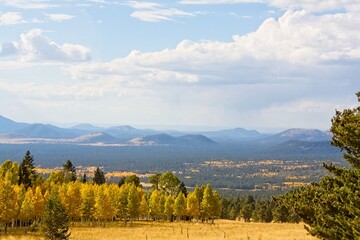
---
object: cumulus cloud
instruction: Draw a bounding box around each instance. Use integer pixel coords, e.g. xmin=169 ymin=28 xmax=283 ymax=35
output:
xmin=18 ymin=29 xmax=91 ymax=62
xmin=66 ymin=10 xmax=360 ymax=85
xmin=0 ymin=29 xmax=91 ymax=62
xmin=45 ymin=13 xmax=75 ymax=22
xmin=128 ymin=1 xmax=196 ymax=22
xmin=0 ymin=12 xmax=24 ymax=25
xmin=179 ymin=0 xmax=360 ymax=12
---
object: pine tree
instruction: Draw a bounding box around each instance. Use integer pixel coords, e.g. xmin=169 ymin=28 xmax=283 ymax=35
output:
xmin=42 ymin=188 xmax=70 ymax=240
xmin=81 ymin=173 xmax=87 ymax=183
xmin=19 ymin=150 xmax=36 ymax=189
xmin=125 ymin=175 xmax=140 ymax=187
xmin=62 ymin=160 xmax=77 ymax=182
xmin=279 ymin=92 xmax=360 ymax=239
xmin=93 ymin=167 xmax=105 ymax=185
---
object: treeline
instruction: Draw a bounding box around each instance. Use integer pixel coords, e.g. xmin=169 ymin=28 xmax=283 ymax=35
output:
xmin=0 ymin=152 xmax=222 ymax=238
xmin=221 ymin=195 xmax=299 ymax=223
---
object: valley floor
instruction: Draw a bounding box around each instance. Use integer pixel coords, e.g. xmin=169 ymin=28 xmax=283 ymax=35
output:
xmin=0 ymin=220 xmax=317 ymax=240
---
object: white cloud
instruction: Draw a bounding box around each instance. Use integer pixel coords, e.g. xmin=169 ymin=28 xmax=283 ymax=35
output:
xmin=179 ymin=0 xmax=360 ymax=12
xmin=19 ymin=29 xmax=91 ymax=62
xmin=0 ymin=29 xmax=92 ymax=62
xmin=45 ymin=13 xmax=75 ymax=22
xmin=1 ymin=0 xmax=57 ymax=9
xmin=128 ymin=1 xmax=196 ymax=22
xmin=66 ymin=10 xmax=360 ymax=85
xmin=0 ymin=12 xmax=24 ymax=25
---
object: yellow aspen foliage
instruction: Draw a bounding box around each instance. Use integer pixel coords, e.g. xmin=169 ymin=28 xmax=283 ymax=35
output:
xmin=117 ymin=183 xmax=130 ymax=221
xmin=186 ymin=191 xmax=200 ymax=219
xmin=174 ymin=192 xmax=186 ymax=220
xmin=127 ymin=184 xmax=140 ymax=221
xmin=94 ymin=185 xmax=113 ymax=221
xmin=19 ymin=188 xmax=35 ymax=224
xmin=149 ymin=189 xmax=162 ymax=220
xmin=0 ymin=179 xmax=17 ymax=232
xmin=106 ymin=183 xmax=119 ymax=219
xmin=64 ymin=182 xmax=82 ymax=220
xmin=80 ymin=184 xmax=95 ymax=222
xmin=164 ymin=195 xmax=175 ymax=221
xmin=33 ymin=186 xmax=45 ymax=220
xmin=139 ymin=195 xmax=149 ymax=219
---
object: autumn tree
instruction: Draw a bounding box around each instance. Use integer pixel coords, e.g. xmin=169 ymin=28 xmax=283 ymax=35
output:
xmin=187 ymin=191 xmax=200 ymax=220
xmin=174 ymin=192 xmax=186 ymax=220
xmin=19 ymin=188 xmax=35 ymax=226
xmin=127 ymin=184 xmax=140 ymax=223
xmin=149 ymin=190 xmax=162 ymax=220
xmin=80 ymin=184 xmax=95 ymax=222
xmin=0 ymin=178 xmax=17 ymax=233
xmin=164 ymin=195 xmax=175 ymax=221
xmin=139 ymin=195 xmax=149 ymax=219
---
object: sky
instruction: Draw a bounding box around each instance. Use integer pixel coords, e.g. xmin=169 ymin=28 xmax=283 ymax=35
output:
xmin=0 ymin=0 xmax=359 ymax=131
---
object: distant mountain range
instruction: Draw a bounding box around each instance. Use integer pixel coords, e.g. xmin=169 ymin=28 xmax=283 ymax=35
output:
xmin=0 ymin=115 xmax=332 ymax=147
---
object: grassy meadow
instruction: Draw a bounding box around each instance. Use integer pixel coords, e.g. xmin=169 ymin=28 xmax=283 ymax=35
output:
xmin=0 ymin=220 xmax=317 ymax=240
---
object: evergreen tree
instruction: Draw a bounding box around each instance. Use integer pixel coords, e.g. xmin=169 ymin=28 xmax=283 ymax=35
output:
xmin=42 ymin=188 xmax=70 ymax=240
xmin=93 ymin=167 xmax=105 ymax=185
xmin=81 ymin=173 xmax=87 ymax=183
xmin=62 ymin=160 xmax=77 ymax=182
xmin=279 ymin=92 xmax=360 ymax=239
xmin=125 ymin=175 xmax=140 ymax=187
xmin=19 ymin=150 xmax=36 ymax=189
xmin=118 ymin=176 xmax=126 ymax=187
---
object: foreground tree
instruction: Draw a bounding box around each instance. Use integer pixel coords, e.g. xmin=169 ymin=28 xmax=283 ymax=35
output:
xmin=279 ymin=92 xmax=360 ymax=239
xmin=42 ymin=189 xmax=70 ymax=240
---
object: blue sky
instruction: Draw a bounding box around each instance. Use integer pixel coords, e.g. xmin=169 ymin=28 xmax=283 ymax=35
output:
xmin=0 ymin=0 xmax=359 ymax=131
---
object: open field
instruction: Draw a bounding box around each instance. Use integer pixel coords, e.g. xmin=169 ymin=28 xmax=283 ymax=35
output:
xmin=0 ymin=220 xmax=317 ymax=240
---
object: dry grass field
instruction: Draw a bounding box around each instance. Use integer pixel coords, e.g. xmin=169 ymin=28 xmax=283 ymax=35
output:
xmin=0 ymin=220 xmax=317 ymax=240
